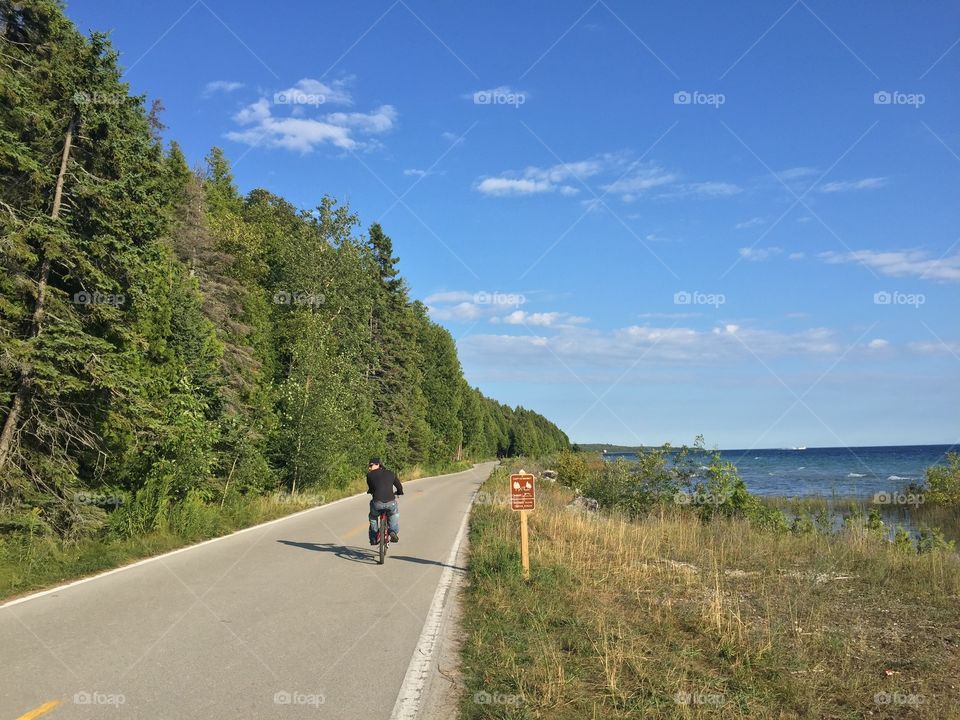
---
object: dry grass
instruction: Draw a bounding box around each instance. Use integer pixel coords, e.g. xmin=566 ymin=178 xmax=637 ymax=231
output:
xmin=461 ymin=464 xmax=960 ymax=719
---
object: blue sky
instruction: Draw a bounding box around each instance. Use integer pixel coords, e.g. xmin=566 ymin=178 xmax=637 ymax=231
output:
xmin=65 ymin=0 xmax=959 ymax=448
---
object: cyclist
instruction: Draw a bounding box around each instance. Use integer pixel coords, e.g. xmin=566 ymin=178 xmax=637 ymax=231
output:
xmin=366 ymin=458 xmax=402 ymax=545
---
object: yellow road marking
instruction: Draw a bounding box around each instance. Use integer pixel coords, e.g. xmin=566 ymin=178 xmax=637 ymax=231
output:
xmin=16 ymin=700 xmax=61 ymax=720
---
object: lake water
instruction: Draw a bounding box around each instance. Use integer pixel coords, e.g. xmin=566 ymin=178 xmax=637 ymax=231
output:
xmin=601 ymin=444 xmax=956 ymax=499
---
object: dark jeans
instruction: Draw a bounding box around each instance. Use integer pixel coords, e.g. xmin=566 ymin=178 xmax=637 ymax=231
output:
xmin=369 ymin=499 xmax=399 ymax=543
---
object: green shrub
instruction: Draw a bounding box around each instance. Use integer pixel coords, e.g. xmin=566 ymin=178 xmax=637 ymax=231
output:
xmin=791 ymin=509 xmax=816 ymax=534
xmin=925 ymin=452 xmax=960 ymax=506
xmin=554 ymin=450 xmax=597 ymax=492
xmin=893 ymin=526 xmax=914 ymax=553
xmin=917 ymin=524 xmax=956 ymax=554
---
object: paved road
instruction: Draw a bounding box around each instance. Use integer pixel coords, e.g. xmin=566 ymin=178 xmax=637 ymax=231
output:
xmin=1 ymin=462 xmax=496 ymax=720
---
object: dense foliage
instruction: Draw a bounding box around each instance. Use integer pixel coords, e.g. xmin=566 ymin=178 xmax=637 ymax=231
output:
xmin=0 ymin=0 xmax=568 ymax=541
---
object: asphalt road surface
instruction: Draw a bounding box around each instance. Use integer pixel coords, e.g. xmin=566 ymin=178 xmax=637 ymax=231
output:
xmin=1 ymin=461 xmax=496 ymax=720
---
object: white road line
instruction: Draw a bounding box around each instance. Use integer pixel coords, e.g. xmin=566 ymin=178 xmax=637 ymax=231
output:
xmin=389 ymin=485 xmax=477 ymax=720
xmin=0 ymin=465 xmax=482 ymax=611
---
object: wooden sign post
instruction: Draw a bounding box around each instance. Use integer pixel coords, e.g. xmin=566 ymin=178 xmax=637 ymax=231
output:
xmin=510 ymin=472 xmax=535 ymax=580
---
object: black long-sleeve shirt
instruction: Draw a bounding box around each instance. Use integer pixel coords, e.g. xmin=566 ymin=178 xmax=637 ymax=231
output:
xmin=367 ymin=467 xmax=403 ymax=502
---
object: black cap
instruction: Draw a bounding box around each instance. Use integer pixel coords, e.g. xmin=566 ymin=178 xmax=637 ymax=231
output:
xmin=368 ymin=457 xmax=381 ymax=466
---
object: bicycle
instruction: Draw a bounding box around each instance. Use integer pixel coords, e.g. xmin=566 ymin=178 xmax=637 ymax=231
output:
xmin=376 ymin=508 xmax=391 ymax=565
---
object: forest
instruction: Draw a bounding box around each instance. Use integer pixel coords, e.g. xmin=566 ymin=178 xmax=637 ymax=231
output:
xmin=0 ymin=0 xmax=569 ymax=544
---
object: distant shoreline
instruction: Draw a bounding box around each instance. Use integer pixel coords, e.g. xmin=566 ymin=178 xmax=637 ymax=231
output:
xmin=580 ymin=442 xmax=957 ymax=453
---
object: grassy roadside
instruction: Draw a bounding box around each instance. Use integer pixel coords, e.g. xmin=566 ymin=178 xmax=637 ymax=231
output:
xmin=460 ymin=461 xmax=960 ymax=719
xmin=0 ymin=459 xmax=473 ymax=602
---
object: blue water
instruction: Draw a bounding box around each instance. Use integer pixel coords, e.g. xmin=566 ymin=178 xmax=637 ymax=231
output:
xmin=601 ymin=444 xmax=957 ymax=498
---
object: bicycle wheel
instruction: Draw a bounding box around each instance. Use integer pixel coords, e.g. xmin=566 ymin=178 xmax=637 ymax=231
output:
xmin=378 ymin=513 xmax=387 ymax=565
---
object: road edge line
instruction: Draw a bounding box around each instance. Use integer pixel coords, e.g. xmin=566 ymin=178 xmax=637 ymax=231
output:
xmin=389 ymin=472 xmax=483 ymax=720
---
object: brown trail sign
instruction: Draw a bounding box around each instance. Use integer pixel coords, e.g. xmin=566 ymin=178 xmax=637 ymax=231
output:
xmin=510 ymin=473 xmax=535 ymax=579
xmin=510 ymin=473 xmax=535 ymax=511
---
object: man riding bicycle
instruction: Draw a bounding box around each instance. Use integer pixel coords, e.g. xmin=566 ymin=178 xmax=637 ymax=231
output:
xmin=367 ymin=458 xmax=402 ymax=545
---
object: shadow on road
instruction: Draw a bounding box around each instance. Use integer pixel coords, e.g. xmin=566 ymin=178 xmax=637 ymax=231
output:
xmin=276 ymin=540 xmax=465 ymax=570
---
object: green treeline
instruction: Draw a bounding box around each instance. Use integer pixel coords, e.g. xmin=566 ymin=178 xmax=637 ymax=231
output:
xmin=0 ymin=0 xmax=568 ymax=542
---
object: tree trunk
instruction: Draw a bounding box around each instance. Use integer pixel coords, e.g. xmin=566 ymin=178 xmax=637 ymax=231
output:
xmin=0 ymin=116 xmax=75 ymax=471
xmin=291 ymin=374 xmax=312 ymax=495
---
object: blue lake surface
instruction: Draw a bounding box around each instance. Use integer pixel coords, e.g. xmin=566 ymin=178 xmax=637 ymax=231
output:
xmin=601 ymin=444 xmax=957 ymax=499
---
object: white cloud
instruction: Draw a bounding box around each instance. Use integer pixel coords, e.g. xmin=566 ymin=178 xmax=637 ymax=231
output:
xmin=459 ymin=323 xmax=844 ymax=372
xmin=476 ymin=177 xmax=557 ymax=196
xmin=425 ymin=289 xmax=531 ymax=322
xmin=476 ymin=155 xmax=741 ymax=202
xmin=441 ymin=131 xmax=465 ymax=146
xmin=820 ymin=249 xmax=960 ymax=282
xmin=404 ymin=168 xmax=443 ymax=178
xmin=324 ymin=107 xmax=395 ymax=133
xmin=428 ymin=301 xmax=484 ymax=322
xmin=276 ymin=78 xmax=353 ymax=106
xmin=427 ymin=291 xmax=587 ymax=328
xmin=204 ymin=80 xmax=244 ymax=95
xmin=664 ymin=181 xmax=742 ymax=198
xmin=867 ymin=338 xmax=889 ymax=350
xmin=735 ymin=217 xmax=765 ymax=229
xmin=476 ymin=157 xmax=611 ymax=197
xmin=818 ymin=177 xmax=888 ymax=193
xmin=498 ymin=310 xmax=589 ymax=327
xmin=778 ymin=166 xmax=819 ymax=180
xmin=643 ymin=233 xmax=676 ymax=243
xmin=227 ymin=96 xmax=396 ymax=152
xmin=601 ymin=164 xmax=676 ymax=199
xmin=909 ymin=340 xmax=960 ymax=355
xmin=424 ymin=291 xmax=476 ymax=304
xmin=739 ymin=246 xmax=783 ymax=261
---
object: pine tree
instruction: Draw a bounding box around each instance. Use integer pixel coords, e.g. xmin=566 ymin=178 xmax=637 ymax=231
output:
xmin=366 ymin=223 xmax=430 ymax=469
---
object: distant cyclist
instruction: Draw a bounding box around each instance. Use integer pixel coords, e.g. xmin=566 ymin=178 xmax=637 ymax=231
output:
xmin=366 ymin=458 xmax=403 ymax=545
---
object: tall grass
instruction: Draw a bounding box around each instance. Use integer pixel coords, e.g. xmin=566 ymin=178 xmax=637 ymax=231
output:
xmin=461 ymin=462 xmax=960 ymax=719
